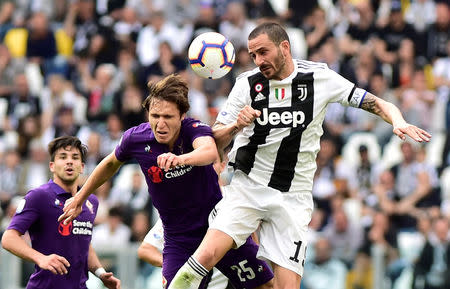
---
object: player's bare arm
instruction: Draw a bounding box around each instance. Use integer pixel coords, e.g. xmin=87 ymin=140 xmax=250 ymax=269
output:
xmin=360 ymin=92 xmax=431 ymax=142
xmin=157 ymin=136 xmax=219 ymax=171
xmin=1 ymin=229 xmax=70 ymax=275
xmin=58 ymin=152 xmax=123 ymax=224
xmin=213 ymin=105 xmax=261 ymax=152
xmin=138 ymin=242 xmax=163 ymax=267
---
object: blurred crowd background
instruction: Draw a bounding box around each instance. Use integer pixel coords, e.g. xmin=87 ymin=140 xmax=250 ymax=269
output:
xmin=0 ymin=0 xmax=449 ymax=288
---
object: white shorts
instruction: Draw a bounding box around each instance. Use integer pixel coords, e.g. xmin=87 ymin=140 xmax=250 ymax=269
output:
xmin=210 ymin=171 xmax=313 ymax=276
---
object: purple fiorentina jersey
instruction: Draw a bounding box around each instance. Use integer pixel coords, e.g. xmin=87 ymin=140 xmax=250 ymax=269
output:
xmin=115 ymin=119 xmax=222 ymax=243
xmin=7 ymin=180 xmax=98 ymax=289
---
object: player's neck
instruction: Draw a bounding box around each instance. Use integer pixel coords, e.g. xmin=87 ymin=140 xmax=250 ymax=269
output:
xmin=53 ymin=178 xmax=79 ymax=196
xmin=276 ymin=57 xmax=295 ymax=80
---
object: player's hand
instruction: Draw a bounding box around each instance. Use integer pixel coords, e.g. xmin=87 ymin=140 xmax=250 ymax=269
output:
xmin=158 ymin=152 xmax=183 ymax=171
xmin=58 ymin=196 xmax=82 ymax=225
xmin=393 ymin=123 xmax=431 ymax=142
xmin=237 ymin=105 xmax=261 ymax=129
xmin=37 ymin=254 xmax=70 ymax=275
xmin=100 ymin=272 xmax=121 ymax=289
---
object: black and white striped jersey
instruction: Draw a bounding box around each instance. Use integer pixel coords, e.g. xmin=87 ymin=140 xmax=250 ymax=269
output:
xmin=217 ymin=59 xmax=368 ymax=192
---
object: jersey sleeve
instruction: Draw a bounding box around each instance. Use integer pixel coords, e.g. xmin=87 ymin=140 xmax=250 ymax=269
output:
xmin=322 ymin=67 xmax=367 ymax=108
xmin=216 ymin=75 xmax=251 ymax=125
xmin=7 ymin=190 xmax=42 ymax=234
xmin=183 ymin=118 xmax=213 ymax=144
xmin=114 ymin=127 xmax=134 ymax=162
xmin=143 ymin=218 xmax=164 ymax=252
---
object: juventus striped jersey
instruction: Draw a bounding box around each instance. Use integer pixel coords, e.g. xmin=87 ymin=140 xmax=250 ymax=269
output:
xmin=217 ymin=59 xmax=367 ymax=192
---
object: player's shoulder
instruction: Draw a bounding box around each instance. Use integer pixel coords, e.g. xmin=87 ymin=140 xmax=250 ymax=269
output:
xmin=294 ymin=59 xmax=329 ymax=72
xmin=182 ymin=118 xmax=212 ymax=134
xmin=121 ymin=122 xmax=152 ymax=142
xmin=25 ymin=183 xmax=52 ymax=199
xmin=87 ymin=194 xmax=99 ymax=206
xmin=236 ymin=67 xmax=261 ymax=82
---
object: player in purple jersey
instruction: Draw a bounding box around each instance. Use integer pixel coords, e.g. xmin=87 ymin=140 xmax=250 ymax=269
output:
xmin=1 ymin=136 xmax=120 ymax=289
xmin=58 ymin=74 xmax=274 ymax=289
xmin=168 ymin=23 xmax=432 ymax=289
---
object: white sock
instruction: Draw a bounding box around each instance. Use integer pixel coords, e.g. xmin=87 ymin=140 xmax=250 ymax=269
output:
xmin=169 ymin=257 xmax=208 ymax=289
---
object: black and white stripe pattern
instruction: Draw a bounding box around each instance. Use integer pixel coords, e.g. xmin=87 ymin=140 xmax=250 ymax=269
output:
xmin=187 ymin=257 xmax=208 ymax=277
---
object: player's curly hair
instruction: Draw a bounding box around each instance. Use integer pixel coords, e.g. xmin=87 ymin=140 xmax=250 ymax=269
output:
xmin=48 ymin=136 xmax=87 ymax=162
xmin=142 ymin=74 xmax=190 ymax=115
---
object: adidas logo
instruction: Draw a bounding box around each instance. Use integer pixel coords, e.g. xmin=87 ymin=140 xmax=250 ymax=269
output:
xmin=254 ymin=93 xmax=266 ymax=102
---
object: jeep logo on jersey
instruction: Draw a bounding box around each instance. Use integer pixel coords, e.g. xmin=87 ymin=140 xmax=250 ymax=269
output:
xmin=256 ymin=107 xmax=306 ymax=128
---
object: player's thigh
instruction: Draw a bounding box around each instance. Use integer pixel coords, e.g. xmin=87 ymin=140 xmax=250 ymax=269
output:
xmin=258 ymin=192 xmax=313 ymax=277
xmin=215 ymin=236 xmax=273 ymax=289
xmin=209 ymin=185 xmax=263 ymax=248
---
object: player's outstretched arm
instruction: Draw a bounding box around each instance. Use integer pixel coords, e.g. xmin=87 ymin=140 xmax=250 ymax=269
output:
xmin=58 ymin=152 xmax=123 ymax=224
xmin=88 ymin=244 xmax=121 ymax=289
xmin=1 ymin=229 xmax=70 ymax=275
xmin=138 ymin=242 xmax=163 ymax=267
xmin=360 ymin=92 xmax=431 ymax=142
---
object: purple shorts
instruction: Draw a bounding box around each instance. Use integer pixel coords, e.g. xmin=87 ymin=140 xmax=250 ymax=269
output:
xmin=162 ymin=236 xmax=273 ymax=288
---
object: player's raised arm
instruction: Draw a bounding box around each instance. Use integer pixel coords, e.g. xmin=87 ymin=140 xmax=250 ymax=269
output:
xmin=212 ymin=105 xmax=261 ymax=153
xmin=58 ymin=152 xmax=123 ymax=224
xmin=359 ymin=92 xmax=431 ymax=143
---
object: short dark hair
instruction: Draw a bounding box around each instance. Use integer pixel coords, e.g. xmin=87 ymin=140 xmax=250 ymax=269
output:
xmin=142 ymin=74 xmax=190 ymax=115
xmin=48 ymin=136 xmax=88 ymax=162
xmin=248 ymin=22 xmax=290 ymax=46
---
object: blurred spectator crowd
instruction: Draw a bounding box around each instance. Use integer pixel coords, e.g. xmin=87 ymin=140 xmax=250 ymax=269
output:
xmin=0 ymin=0 xmax=449 ymax=288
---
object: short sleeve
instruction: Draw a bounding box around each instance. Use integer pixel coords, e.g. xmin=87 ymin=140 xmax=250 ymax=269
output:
xmin=114 ymin=127 xmax=133 ymax=162
xmin=143 ymin=219 xmax=164 ymax=251
xmin=216 ymin=75 xmax=250 ymax=125
xmin=7 ymin=190 xmax=42 ymax=234
xmin=183 ymin=118 xmax=213 ymax=144
xmin=320 ymin=68 xmax=367 ymax=108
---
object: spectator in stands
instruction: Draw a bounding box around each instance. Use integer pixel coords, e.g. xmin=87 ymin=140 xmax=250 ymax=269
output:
xmin=91 ymin=206 xmax=131 ymax=249
xmin=339 ymin=0 xmax=377 ymax=58
xmin=413 ymin=216 xmax=450 ymax=289
xmin=424 ymin=2 xmax=449 ymax=62
xmin=99 ymin=113 xmax=124 ymax=157
xmin=129 ymin=210 xmax=151 ymax=242
xmin=219 ymin=2 xmax=256 ymax=50
xmin=0 ymin=149 xmax=22 ymax=211
xmin=5 ymin=73 xmax=41 ymax=131
xmin=141 ymin=41 xmax=187 ymax=86
xmin=404 ymin=0 xmax=436 ymax=33
xmin=244 ymin=0 xmax=277 ymax=21
xmin=399 ymin=68 xmax=436 ymax=131
xmin=117 ymin=84 xmax=147 ymax=130
xmin=322 ymin=208 xmax=364 ymax=267
xmin=302 ymin=237 xmax=348 ymax=289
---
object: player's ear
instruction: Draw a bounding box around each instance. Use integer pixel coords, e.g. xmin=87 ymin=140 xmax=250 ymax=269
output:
xmin=181 ymin=113 xmax=186 ymax=121
xmin=280 ymin=40 xmax=290 ymax=57
xmin=49 ymin=161 xmax=55 ymax=173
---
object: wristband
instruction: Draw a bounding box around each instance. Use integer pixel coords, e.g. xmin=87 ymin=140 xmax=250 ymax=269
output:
xmin=95 ymin=267 xmax=107 ymax=278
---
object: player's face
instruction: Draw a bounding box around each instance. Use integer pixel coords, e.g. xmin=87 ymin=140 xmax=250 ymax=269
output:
xmin=248 ymin=33 xmax=289 ymax=80
xmin=50 ymin=146 xmax=84 ymax=185
xmin=148 ymin=99 xmax=185 ymax=149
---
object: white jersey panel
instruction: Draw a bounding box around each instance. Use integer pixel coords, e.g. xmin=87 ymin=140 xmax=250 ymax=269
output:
xmin=143 ymin=218 xmax=164 ymax=251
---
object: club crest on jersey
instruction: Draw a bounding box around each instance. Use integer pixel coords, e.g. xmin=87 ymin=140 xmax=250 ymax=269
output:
xmin=145 ymin=144 xmax=152 ymax=153
xmin=148 ymin=166 xmax=163 ymax=183
xmin=86 ymin=200 xmax=94 ymax=214
xmin=274 ymin=88 xmax=285 ymax=100
xmin=297 ymin=84 xmax=308 ymax=101
xmin=254 ymin=83 xmax=263 ymax=92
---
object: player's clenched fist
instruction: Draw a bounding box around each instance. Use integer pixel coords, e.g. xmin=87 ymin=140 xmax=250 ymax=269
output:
xmin=237 ymin=105 xmax=261 ymax=129
xmin=158 ymin=152 xmax=184 ymax=171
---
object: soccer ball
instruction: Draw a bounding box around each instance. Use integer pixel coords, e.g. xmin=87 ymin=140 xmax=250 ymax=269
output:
xmin=188 ymin=32 xmax=235 ymax=79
